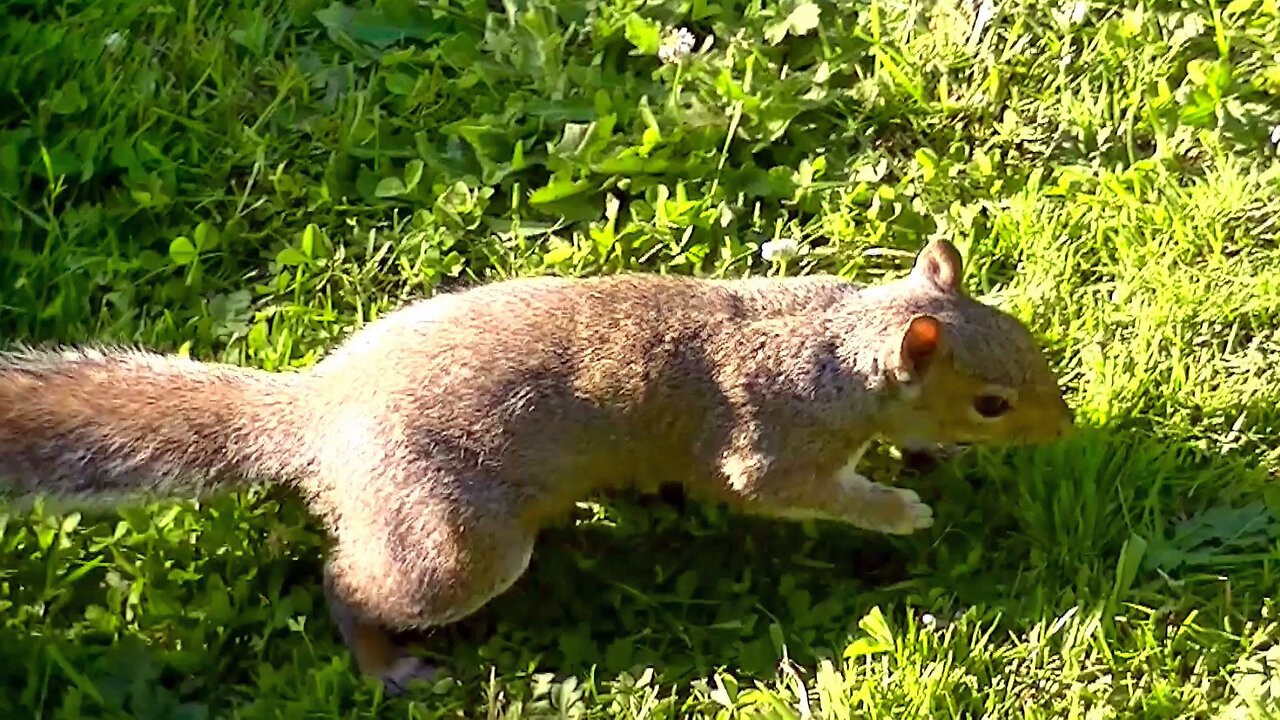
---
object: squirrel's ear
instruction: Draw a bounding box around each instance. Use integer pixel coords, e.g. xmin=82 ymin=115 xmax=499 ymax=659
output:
xmin=894 ymin=315 xmax=945 ymax=381
xmin=910 ymin=239 xmax=963 ymax=293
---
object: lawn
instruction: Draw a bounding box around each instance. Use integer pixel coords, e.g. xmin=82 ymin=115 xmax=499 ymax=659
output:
xmin=3 ymin=0 xmax=1280 ymax=717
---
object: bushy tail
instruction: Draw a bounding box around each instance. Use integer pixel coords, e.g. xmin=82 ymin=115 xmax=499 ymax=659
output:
xmin=0 ymin=348 xmax=314 ymax=503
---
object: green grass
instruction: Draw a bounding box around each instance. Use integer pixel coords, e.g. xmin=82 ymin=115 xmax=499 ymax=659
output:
xmin=3 ymin=0 xmax=1280 ymax=716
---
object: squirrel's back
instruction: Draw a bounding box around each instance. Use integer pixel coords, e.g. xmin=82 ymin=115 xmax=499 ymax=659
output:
xmin=1 ymin=266 xmax=1059 ymax=512
xmin=0 ymin=273 xmax=861 ymax=506
xmin=292 ymin=273 xmax=876 ymax=505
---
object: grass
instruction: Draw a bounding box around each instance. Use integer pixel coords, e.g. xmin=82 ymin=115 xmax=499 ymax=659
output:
xmin=3 ymin=0 xmax=1280 ymax=716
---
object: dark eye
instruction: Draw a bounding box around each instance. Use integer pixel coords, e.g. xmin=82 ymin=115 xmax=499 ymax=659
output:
xmin=973 ymin=394 xmax=1011 ymax=418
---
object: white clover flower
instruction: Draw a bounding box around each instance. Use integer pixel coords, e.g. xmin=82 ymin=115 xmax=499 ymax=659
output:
xmin=760 ymin=237 xmax=801 ymax=263
xmin=921 ymin=613 xmax=937 ymax=629
xmin=103 ymin=31 xmax=127 ymax=52
xmin=658 ymin=27 xmax=697 ymax=64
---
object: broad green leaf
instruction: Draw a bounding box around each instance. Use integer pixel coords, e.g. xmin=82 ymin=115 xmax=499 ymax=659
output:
xmin=764 ymin=2 xmax=822 ymax=45
xmin=193 ymin=222 xmax=220 ymax=251
xmin=858 ymin=606 xmax=894 ymax=647
xmin=275 ymin=247 xmax=310 ymax=266
xmin=542 ymin=243 xmax=575 ymax=264
xmin=1110 ymin=534 xmax=1148 ymax=604
xmin=375 ymin=176 xmax=408 ymax=197
xmin=48 ymin=80 xmax=88 ymax=115
xmin=315 ymin=2 xmax=447 ymax=47
xmin=404 ymin=159 xmax=425 ymax=192
xmin=625 ymin=14 xmax=661 ymax=54
xmin=385 ymin=72 xmax=415 ymax=95
xmin=843 ymin=635 xmax=892 ymax=660
xmin=301 ymin=223 xmax=318 ymax=257
xmin=786 ymin=2 xmax=821 ymax=35
xmin=169 ymin=236 xmax=198 ymax=266
xmin=530 ymin=177 xmax=591 ymax=205
xmin=247 ymin=320 xmax=269 ymax=353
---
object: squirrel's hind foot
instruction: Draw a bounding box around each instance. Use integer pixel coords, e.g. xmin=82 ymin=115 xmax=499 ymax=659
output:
xmin=379 ymin=656 xmax=439 ymax=697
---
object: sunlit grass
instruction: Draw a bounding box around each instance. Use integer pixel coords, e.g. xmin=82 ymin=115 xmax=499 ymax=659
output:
xmin=3 ymin=0 xmax=1280 ymax=717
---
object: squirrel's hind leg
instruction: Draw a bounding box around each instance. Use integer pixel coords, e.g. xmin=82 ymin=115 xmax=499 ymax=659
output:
xmin=319 ymin=475 xmax=536 ymax=696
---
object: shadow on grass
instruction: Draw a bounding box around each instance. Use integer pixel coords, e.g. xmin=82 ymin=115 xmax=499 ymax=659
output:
xmin=408 ymin=490 xmax=916 ymax=682
xmin=5 ymin=427 xmax=1274 ymax=715
xmin=388 ymin=425 xmax=1278 ymax=686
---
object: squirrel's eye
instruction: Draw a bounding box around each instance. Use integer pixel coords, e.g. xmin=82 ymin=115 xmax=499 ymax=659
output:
xmin=973 ymin=394 xmax=1011 ymax=418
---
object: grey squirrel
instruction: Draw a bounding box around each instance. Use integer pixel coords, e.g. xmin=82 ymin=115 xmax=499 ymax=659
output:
xmin=0 ymin=239 xmax=1072 ymax=693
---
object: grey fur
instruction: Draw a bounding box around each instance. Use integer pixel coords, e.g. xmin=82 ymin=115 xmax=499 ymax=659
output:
xmin=0 ymin=240 xmax=1071 ymax=691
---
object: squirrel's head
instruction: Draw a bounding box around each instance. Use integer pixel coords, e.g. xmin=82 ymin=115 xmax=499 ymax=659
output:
xmin=874 ymin=239 xmax=1073 ymax=450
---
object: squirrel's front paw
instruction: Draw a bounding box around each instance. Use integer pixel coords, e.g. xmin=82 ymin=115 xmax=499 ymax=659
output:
xmin=879 ymin=486 xmax=934 ymax=534
xmin=840 ymin=477 xmax=934 ymax=535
